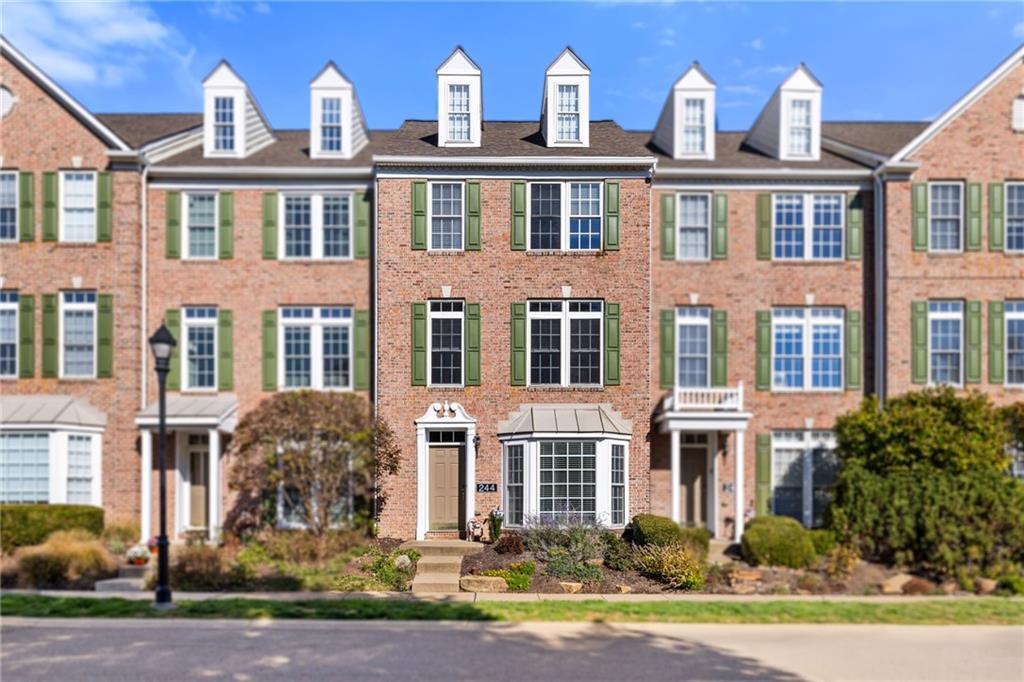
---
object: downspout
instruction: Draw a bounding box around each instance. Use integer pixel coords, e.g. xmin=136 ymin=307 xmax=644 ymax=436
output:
xmin=371 ymin=175 xmax=379 ymax=528
xmin=140 ymin=162 xmax=149 ymax=408
xmin=872 ymin=170 xmax=886 ymax=406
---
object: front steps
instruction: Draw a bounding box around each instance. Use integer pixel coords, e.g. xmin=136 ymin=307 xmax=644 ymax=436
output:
xmin=402 ymin=540 xmax=482 ymax=594
xmin=94 ymin=563 xmax=147 ymax=592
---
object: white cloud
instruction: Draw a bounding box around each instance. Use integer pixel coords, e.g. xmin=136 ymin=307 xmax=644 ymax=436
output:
xmin=1013 ymin=21 xmax=1024 ymax=38
xmin=658 ymin=26 xmax=677 ymax=47
xmin=205 ymin=0 xmax=270 ymax=22
xmin=741 ymin=64 xmax=792 ymax=79
xmin=724 ymin=84 xmax=762 ymax=96
xmin=631 ymin=20 xmax=647 ymax=29
xmin=745 ymin=38 xmax=764 ymax=50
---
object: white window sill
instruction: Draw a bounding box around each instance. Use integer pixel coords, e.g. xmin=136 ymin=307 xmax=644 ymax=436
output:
xmin=525 ymin=385 xmax=605 ymax=392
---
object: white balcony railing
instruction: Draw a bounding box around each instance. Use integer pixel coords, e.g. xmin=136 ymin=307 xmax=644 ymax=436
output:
xmin=674 ymin=381 xmax=744 ymax=412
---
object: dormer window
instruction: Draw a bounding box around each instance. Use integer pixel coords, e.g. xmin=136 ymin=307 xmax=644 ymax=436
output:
xmin=447 ymin=84 xmax=471 ymax=142
xmin=213 ymin=97 xmax=235 ymax=151
xmin=682 ymin=98 xmax=707 ymax=154
xmin=436 ymin=48 xmax=482 ymax=148
xmin=556 ymin=84 xmax=580 ymax=142
xmin=654 ymin=62 xmax=716 ymax=160
xmin=788 ymin=99 xmax=812 ymax=156
xmin=320 ymin=97 xmax=342 ymax=152
xmin=745 ymin=64 xmax=822 ymax=162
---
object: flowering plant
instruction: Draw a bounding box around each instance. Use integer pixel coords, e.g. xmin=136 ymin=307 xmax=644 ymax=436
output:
xmin=126 ymin=546 xmax=150 ymax=565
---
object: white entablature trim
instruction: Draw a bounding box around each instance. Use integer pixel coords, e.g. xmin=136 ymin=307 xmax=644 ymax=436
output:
xmin=415 ymin=400 xmax=477 ymax=540
xmin=415 ymin=400 xmax=476 ymax=426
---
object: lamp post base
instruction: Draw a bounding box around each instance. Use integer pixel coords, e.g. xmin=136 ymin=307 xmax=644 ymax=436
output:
xmin=151 ymin=600 xmax=177 ymax=612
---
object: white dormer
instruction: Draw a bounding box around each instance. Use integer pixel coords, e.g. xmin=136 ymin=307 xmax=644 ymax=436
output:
xmin=540 ymin=47 xmax=590 ymax=148
xmin=202 ymin=60 xmax=274 ymax=159
xmin=310 ymin=62 xmax=354 ymax=159
xmin=653 ymin=62 xmax=716 ymax=160
xmin=436 ymin=47 xmax=482 ymax=148
xmin=745 ymin=63 xmax=823 ymax=161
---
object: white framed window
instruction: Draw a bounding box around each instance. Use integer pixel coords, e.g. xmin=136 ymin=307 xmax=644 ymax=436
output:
xmin=527 ymin=300 xmax=602 ymax=387
xmin=60 ymin=171 xmax=96 ymax=243
xmin=0 ymin=291 xmax=18 ymax=378
xmin=66 ymin=435 xmax=93 ymax=504
xmin=771 ymin=430 xmax=836 ymax=528
xmin=278 ymin=306 xmax=352 ymax=390
xmin=556 ymin=84 xmax=580 ymax=142
xmin=928 ymin=300 xmax=963 ymax=386
xmin=772 ymin=307 xmax=844 ymax=391
xmin=0 ymin=432 xmax=49 ymax=503
xmin=0 ymin=171 xmax=17 ymax=242
xmin=681 ymin=98 xmax=706 ymax=154
xmin=773 ymin=193 xmax=844 ymax=261
xmin=1005 ymin=301 xmax=1024 ymax=387
xmin=320 ymin=97 xmax=343 ymax=153
xmin=788 ymin=99 xmax=813 ymax=157
xmin=429 ymin=182 xmax=463 ymax=251
xmin=428 ymin=300 xmax=463 ymax=387
xmin=611 ymin=443 xmax=625 ymax=526
xmin=677 ymin=193 xmax=710 ymax=260
xmin=280 ymin=192 xmax=352 ymax=260
xmin=677 ymin=307 xmax=710 ymax=388
xmin=214 ymin=96 xmax=235 ymax=151
xmin=528 ymin=182 xmax=603 ymax=251
xmin=183 ymin=306 xmax=217 ymax=391
xmin=60 ymin=291 xmax=96 ymax=379
xmin=184 ymin=193 xmax=217 ymax=259
xmin=928 ymin=182 xmax=963 ymax=252
xmin=447 ymin=84 xmax=471 ymax=142
xmin=1006 ymin=183 xmax=1024 ymax=253
xmin=0 ymin=431 xmax=101 ymax=506
xmin=504 ymin=443 xmax=524 ymax=526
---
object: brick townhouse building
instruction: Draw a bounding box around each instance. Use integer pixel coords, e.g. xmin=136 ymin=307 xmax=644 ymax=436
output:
xmin=2 ymin=35 xmax=1021 ymax=542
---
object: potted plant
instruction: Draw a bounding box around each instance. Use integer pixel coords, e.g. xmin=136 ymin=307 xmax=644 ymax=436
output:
xmin=488 ymin=508 xmax=503 ymax=542
xmin=146 ymin=536 xmax=159 ymax=555
xmin=126 ymin=546 xmax=150 ymax=566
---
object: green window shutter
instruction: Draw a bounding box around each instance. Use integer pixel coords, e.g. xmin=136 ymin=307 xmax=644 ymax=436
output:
xmin=18 ymin=295 xmax=34 ymax=378
xmin=660 ymin=194 xmax=675 ymax=260
xmin=218 ymin=192 xmax=234 ymax=259
xmin=96 ymin=172 xmax=112 ymax=242
xmin=41 ymin=294 xmax=58 ymax=378
xmin=42 ymin=172 xmax=58 ymax=241
xmin=659 ymin=309 xmax=675 ymax=390
xmin=354 ymin=309 xmax=370 ymax=390
xmin=846 ymin=192 xmax=863 ymax=260
xmin=989 ymin=183 xmax=1005 ymax=252
xmin=965 ymin=300 xmax=982 ymax=383
xmin=165 ymin=191 xmax=181 ymax=259
xmin=165 ymin=309 xmax=181 ymax=390
xmin=217 ymin=309 xmax=233 ymax=390
xmin=603 ymin=181 xmax=620 ymax=251
xmin=511 ymin=182 xmax=526 ymax=251
xmin=755 ymin=434 xmax=771 ymax=517
xmin=756 ymin=193 xmax=771 ymax=260
xmin=96 ymin=294 xmax=113 ymax=378
xmin=911 ymin=301 xmax=928 ymax=384
xmin=18 ymin=172 xmax=34 ymax=242
xmin=966 ymin=183 xmax=982 ymax=251
xmin=411 ymin=302 xmax=427 ymax=386
xmin=711 ymin=309 xmax=727 ymax=387
xmin=261 ymin=310 xmax=277 ymax=390
xmin=845 ymin=309 xmax=862 ymax=391
xmin=989 ymin=300 xmax=1005 ymax=384
xmin=755 ymin=310 xmax=771 ymax=390
xmin=465 ymin=302 xmax=481 ymax=386
xmin=355 ymin=190 xmax=370 ymax=259
xmin=712 ymin=193 xmax=728 ymax=260
xmin=510 ymin=302 xmax=527 ymax=385
xmin=262 ymin=192 xmax=278 ymax=259
xmin=465 ymin=182 xmax=481 ymax=251
xmin=411 ymin=181 xmax=427 ymax=250
xmin=604 ymin=302 xmax=620 ymax=386
xmin=912 ymin=183 xmax=928 ymax=251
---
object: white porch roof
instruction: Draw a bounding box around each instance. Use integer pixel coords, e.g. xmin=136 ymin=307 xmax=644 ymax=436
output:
xmin=497 ymin=403 xmax=632 ymax=437
xmin=135 ymin=394 xmax=238 ymax=432
xmin=0 ymin=395 xmax=107 ymax=429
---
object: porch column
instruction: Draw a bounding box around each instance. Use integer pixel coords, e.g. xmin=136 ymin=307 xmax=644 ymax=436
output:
xmin=140 ymin=429 xmax=152 ymax=542
xmin=734 ymin=429 xmax=745 ymax=542
xmin=669 ymin=428 xmax=681 ymax=524
xmin=207 ymin=429 xmax=221 ymax=541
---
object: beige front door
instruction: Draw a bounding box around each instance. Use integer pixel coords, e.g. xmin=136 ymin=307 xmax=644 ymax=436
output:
xmin=680 ymin=446 xmax=707 ymax=528
xmin=429 ymin=446 xmax=461 ymax=531
xmin=189 ymin=449 xmax=208 ymax=529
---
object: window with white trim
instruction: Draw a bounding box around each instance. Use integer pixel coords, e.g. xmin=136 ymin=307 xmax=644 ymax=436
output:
xmin=529 ymin=182 xmax=602 ymax=251
xmin=320 ymin=97 xmax=342 ymax=153
xmin=185 ymin=193 xmax=217 ymax=259
xmin=505 ymin=443 xmax=524 ymax=526
xmin=61 ymin=291 xmax=96 ymax=378
xmin=184 ymin=306 xmax=217 ymax=390
xmin=771 ymin=430 xmax=836 ymax=528
xmin=428 ymin=300 xmax=463 ymax=387
xmin=541 ymin=441 xmax=596 ymax=521
xmin=0 ymin=291 xmax=17 ymax=378
xmin=682 ymin=98 xmax=706 ymax=154
xmin=61 ymin=171 xmax=96 ymax=243
xmin=279 ymin=306 xmax=352 ymax=390
xmin=928 ymin=300 xmax=963 ymax=386
xmin=528 ymin=300 xmax=602 ymax=387
xmin=929 ymin=182 xmax=963 ymax=252
xmin=66 ymin=435 xmax=93 ymax=504
xmin=772 ymin=307 xmax=844 ymax=391
xmin=611 ymin=443 xmax=625 ymax=525
xmin=678 ymin=193 xmax=710 ymax=260
xmin=429 ymin=183 xmax=463 ymax=251
xmin=0 ymin=171 xmax=16 ymax=242
xmin=447 ymin=84 xmax=470 ymax=142
xmin=1005 ymin=301 xmax=1024 ymax=386
xmin=677 ymin=307 xmax=710 ymax=388
xmin=1006 ymin=183 xmax=1024 ymax=253
xmin=0 ymin=433 xmax=49 ymax=503
xmin=773 ymin=193 xmax=843 ymax=261
xmin=281 ymin=193 xmax=352 ymax=260
xmin=214 ymin=97 xmax=235 ymax=151
xmin=556 ymin=84 xmax=580 ymax=142
xmin=788 ymin=99 xmax=813 ymax=157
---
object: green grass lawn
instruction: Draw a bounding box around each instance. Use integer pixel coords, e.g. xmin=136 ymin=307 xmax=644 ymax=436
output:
xmin=2 ymin=594 xmax=1022 ymax=625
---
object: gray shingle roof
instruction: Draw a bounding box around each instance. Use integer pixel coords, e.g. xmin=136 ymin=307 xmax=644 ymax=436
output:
xmin=153 ymin=129 xmax=380 ymax=167
xmin=1 ymin=395 xmax=106 ymax=428
xmin=821 ymin=121 xmax=929 ymax=157
xmin=497 ymin=403 xmax=632 ymax=436
xmin=639 ymin=131 xmax=872 ymax=171
xmin=96 ymin=113 xmax=202 ymax=148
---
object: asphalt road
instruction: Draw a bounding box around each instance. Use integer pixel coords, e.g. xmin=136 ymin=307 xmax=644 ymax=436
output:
xmin=1 ymin=618 xmax=1022 ymax=681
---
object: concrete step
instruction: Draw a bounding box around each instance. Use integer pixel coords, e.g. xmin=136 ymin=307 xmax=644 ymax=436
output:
xmin=401 ymin=540 xmax=483 ymax=557
xmin=118 ymin=564 xmax=147 ymax=579
xmin=415 ymin=555 xmax=464 ymax=574
xmin=410 ymin=572 xmax=461 ymax=594
xmin=94 ymin=577 xmax=145 ymax=592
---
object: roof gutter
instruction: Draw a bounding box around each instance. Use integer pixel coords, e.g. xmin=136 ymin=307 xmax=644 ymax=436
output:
xmin=654 ymin=166 xmax=873 ymax=178
xmin=372 ymin=155 xmax=656 ymax=167
xmin=148 ymin=165 xmax=374 ymax=178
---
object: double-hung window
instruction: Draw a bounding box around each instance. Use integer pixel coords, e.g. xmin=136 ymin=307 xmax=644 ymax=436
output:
xmin=771 ymin=307 xmax=844 ymax=391
xmin=214 ymin=97 xmax=235 ymax=151
xmin=682 ymin=98 xmax=706 ymax=154
xmin=281 ymin=193 xmax=352 ymax=259
xmin=61 ymin=171 xmax=96 ymax=242
xmin=60 ymin=291 xmax=96 ymax=378
xmin=556 ymin=85 xmax=580 ymax=142
xmin=788 ymin=99 xmax=813 ymax=156
xmin=185 ymin=193 xmax=217 ymax=259
xmin=677 ymin=193 xmax=710 ymax=260
xmin=771 ymin=431 xmax=837 ymax=528
xmin=928 ymin=182 xmax=963 ymax=252
xmin=504 ymin=443 xmax=524 ymax=526
xmin=279 ymin=306 xmax=352 ymax=390
xmin=677 ymin=307 xmax=710 ymax=388
xmin=183 ymin=307 xmax=217 ymax=390
xmin=928 ymin=300 xmax=963 ymax=386
xmin=429 ymin=183 xmax=463 ymax=251
xmin=320 ymin=97 xmax=342 ymax=153
xmin=66 ymin=435 xmax=94 ymax=504
xmin=540 ymin=441 xmax=596 ymax=521
xmin=1006 ymin=183 xmax=1024 ymax=253
xmin=447 ymin=85 xmax=471 ymax=142
xmin=0 ymin=291 xmax=17 ymax=378
xmin=428 ymin=300 xmax=463 ymax=386
xmin=773 ymin=193 xmax=843 ymax=261
xmin=527 ymin=300 xmax=602 ymax=387
xmin=0 ymin=433 xmax=50 ymax=503
xmin=529 ymin=182 xmax=602 ymax=251
xmin=1005 ymin=301 xmax=1024 ymax=386
xmin=0 ymin=171 xmax=16 ymax=242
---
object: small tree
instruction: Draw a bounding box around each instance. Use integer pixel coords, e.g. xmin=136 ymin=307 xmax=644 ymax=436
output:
xmin=223 ymin=391 xmax=400 ymax=540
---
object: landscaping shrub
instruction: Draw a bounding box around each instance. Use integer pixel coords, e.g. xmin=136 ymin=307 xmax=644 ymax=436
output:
xmin=545 ymin=547 xmax=603 ymax=582
xmin=796 ymin=573 xmax=824 ymax=594
xmin=365 ymin=548 xmax=420 ymax=590
xmin=150 ymin=544 xmax=250 ymax=591
xmin=522 ymin=517 xmax=605 ymax=564
xmin=482 ymin=561 xmax=535 ymax=591
xmin=809 ymin=529 xmax=837 ymax=557
xmin=100 ymin=519 xmax=140 ymax=547
xmin=901 ymin=577 xmax=936 ymax=595
xmin=680 ymin=527 xmax=712 ymax=557
xmin=630 ymin=514 xmax=683 ymax=547
xmin=13 ymin=530 xmax=118 ymax=589
xmin=634 ymin=543 xmax=705 ymax=590
xmin=602 ymin=531 xmax=636 ymax=572
xmin=996 ymin=574 xmax=1024 ymax=596
xmin=1 ymin=505 xmax=104 ymax=553
xmin=247 ymin=529 xmax=368 ymax=564
xmin=823 ymin=544 xmax=860 ymax=582
xmin=493 ymin=533 xmax=524 ymax=555
xmin=741 ymin=516 xmax=816 ymax=569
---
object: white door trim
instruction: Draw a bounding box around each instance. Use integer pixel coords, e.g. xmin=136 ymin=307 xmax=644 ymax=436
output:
xmin=414 ymin=401 xmax=477 ymax=540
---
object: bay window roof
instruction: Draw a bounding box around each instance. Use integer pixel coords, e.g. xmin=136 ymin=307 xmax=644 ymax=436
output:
xmin=497 ymin=403 xmax=632 ymax=437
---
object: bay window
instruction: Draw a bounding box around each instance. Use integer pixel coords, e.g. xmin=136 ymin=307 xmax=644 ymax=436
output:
xmin=0 ymin=431 xmax=101 ymax=506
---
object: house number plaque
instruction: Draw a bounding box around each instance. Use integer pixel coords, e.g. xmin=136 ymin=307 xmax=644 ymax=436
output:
xmin=476 ymin=483 xmax=498 ymax=492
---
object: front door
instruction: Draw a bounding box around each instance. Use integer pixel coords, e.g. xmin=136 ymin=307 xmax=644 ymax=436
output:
xmin=188 ymin=442 xmax=209 ymax=529
xmin=429 ymin=446 xmax=462 ymax=532
xmin=680 ymin=446 xmax=707 ymax=527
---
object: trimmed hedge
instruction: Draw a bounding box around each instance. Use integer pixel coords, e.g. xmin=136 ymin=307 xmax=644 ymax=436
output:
xmin=680 ymin=527 xmax=713 ymax=556
xmin=809 ymin=529 xmax=838 ymax=557
xmin=1 ymin=505 xmax=104 ymax=553
xmin=741 ymin=516 xmax=816 ymax=569
xmin=630 ymin=514 xmax=683 ymax=547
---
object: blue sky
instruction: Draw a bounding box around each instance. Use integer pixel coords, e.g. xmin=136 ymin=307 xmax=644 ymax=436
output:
xmin=6 ymin=1 xmax=1024 ymax=132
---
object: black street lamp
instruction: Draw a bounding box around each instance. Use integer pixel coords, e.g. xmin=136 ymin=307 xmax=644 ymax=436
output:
xmin=149 ymin=323 xmax=176 ymax=608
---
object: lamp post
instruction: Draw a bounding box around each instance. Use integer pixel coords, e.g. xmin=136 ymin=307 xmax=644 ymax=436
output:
xmin=149 ymin=323 xmax=176 ymax=608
